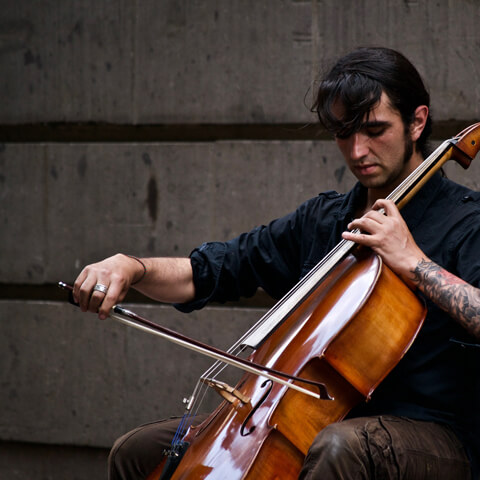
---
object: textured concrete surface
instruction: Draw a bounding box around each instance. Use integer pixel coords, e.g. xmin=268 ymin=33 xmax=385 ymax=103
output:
xmin=0 ymin=441 xmax=108 ymax=480
xmin=0 ymin=140 xmax=356 ymax=284
xmin=1 ymin=0 xmax=479 ymax=124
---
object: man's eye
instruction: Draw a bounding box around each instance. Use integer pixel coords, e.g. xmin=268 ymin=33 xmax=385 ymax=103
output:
xmin=366 ymin=127 xmax=386 ymax=137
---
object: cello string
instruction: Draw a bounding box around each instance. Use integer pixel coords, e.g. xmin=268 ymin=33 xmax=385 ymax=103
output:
xmin=170 ymin=346 xmax=245 ymax=446
xmin=177 ymin=345 xmax=251 ymax=442
xmin=170 ymin=378 xmax=206 ymax=448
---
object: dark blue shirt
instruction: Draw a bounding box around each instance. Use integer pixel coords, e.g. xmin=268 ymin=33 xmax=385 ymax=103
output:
xmin=176 ymin=173 xmax=480 ymax=476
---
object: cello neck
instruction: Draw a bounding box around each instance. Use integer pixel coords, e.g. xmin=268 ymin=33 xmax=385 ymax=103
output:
xmin=390 ymin=122 xmax=480 ymax=210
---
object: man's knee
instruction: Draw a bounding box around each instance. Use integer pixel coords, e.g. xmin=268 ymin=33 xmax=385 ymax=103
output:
xmin=108 ymin=419 xmax=180 ymax=480
xmin=300 ymin=421 xmax=369 ymax=479
xmin=108 ymin=427 xmax=152 ymax=480
xmin=311 ymin=421 xmax=364 ymax=458
xmin=107 ymin=416 xmax=209 ymax=480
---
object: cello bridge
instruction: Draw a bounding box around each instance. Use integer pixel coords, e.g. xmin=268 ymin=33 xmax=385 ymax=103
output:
xmin=201 ymin=377 xmax=250 ymax=405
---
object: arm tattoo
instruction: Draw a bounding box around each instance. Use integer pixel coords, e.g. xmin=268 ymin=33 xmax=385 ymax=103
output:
xmin=411 ymin=259 xmax=480 ymax=340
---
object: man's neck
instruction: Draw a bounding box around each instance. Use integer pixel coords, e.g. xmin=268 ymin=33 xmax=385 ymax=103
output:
xmin=363 ymin=151 xmax=425 ymax=214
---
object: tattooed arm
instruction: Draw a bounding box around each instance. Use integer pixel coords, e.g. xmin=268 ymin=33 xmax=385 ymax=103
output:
xmin=343 ymin=199 xmax=480 ymax=340
xmin=410 ymin=259 xmax=480 ymax=340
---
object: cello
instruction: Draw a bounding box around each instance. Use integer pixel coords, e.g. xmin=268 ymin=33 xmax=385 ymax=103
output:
xmin=62 ymin=123 xmax=480 ymax=479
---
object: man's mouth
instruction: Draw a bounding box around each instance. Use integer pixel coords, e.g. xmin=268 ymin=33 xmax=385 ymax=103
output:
xmin=355 ymin=163 xmax=378 ymax=175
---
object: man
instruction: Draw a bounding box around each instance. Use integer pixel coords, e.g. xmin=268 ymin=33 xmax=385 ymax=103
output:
xmin=74 ymin=47 xmax=479 ymax=479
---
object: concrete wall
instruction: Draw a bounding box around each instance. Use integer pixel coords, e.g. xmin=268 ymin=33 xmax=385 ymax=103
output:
xmin=1 ymin=1 xmax=480 ymax=478
xmin=2 ymin=0 xmax=480 ymax=124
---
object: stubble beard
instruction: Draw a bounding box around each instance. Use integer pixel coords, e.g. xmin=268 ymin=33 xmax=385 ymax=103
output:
xmin=363 ymin=132 xmax=415 ymax=193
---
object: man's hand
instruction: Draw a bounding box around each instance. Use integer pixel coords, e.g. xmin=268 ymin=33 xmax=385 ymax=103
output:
xmin=73 ymin=255 xmax=195 ymax=320
xmin=342 ymin=199 xmax=480 ymax=339
xmin=341 ymin=199 xmax=425 ymax=284
xmin=73 ymin=254 xmax=142 ymax=319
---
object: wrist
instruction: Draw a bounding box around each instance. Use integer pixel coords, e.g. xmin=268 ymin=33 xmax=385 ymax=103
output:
xmin=407 ymin=256 xmax=432 ymax=287
xmin=123 ymin=254 xmax=147 ymax=285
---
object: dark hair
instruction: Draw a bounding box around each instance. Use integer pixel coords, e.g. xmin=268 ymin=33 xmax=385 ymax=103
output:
xmin=313 ymin=47 xmax=432 ymax=157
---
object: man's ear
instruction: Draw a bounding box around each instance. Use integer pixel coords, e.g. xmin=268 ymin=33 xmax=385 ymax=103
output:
xmin=410 ymin=105 xmax=429 ymax=142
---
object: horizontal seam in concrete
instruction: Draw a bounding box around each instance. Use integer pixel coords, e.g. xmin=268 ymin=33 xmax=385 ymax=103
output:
xmin=0 ymin=120 xmax=475 ymax=142
xmin=0 ymin=284 xmax=275 ymax=308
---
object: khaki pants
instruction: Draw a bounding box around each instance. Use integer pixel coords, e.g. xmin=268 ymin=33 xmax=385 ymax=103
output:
xmin=109 ymin=415 xmax=472 ymax=479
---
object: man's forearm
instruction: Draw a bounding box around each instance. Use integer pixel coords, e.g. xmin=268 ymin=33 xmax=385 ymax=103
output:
xmin=132 ymin=257 xmax=195 ymax=304
xmin=411 ymin=258 xmax=480 ymax=340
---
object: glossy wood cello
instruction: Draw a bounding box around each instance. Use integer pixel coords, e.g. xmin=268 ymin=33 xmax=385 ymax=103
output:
xmin=63 ymin=123 xmax=480 ymax=479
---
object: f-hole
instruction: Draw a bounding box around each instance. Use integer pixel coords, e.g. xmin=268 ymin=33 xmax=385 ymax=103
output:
xmin=240 ymin=380 xmax=273 ymax=436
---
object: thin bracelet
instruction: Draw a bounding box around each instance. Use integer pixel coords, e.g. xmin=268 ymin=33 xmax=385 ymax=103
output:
xmin=125 ymin=255 xmax=147 ymax=285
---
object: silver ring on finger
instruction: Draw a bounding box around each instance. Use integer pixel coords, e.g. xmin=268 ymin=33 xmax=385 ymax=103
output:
xmin=93 ymin=283 xmax=109 ymax=295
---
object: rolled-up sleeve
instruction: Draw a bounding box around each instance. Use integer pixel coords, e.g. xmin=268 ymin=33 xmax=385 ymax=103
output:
xmin=174 ymin=208 xmax=305 ymax=313
xmin=174 ymin=241 xmax=227 ymax=312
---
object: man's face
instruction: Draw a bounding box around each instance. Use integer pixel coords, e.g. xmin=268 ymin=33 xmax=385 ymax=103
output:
xmin=334 ymin=92 xmax=418 ymax=195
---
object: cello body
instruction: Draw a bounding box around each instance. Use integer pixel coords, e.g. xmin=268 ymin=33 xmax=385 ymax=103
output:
xmin=148 ymin=248 xmax=426 ymax=480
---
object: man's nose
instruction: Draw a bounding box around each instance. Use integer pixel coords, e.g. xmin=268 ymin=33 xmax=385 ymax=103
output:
xmin=349 ymin=133 xmax=369 ymax=160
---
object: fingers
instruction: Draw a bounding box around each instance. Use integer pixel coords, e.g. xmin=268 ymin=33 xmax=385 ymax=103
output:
xmin=73 ymin=257 xmax=130 ymax=320
xmin=372 ymin=198 xmax=400 ymax=217
xmin=73 ymin=267 xmax=97 ymax=311
xmin=98 ymin=280 xmax=127 ymax=320
xmin=348 ymin=212 xmax=384 ymax=230
xmin=342 ymin=200 xmax=401 ymax=246
xmin=342 ymin=229 xmax=375 ymax=247
xmin=346 ymin=200 xmax=401 ymax=233
xmin=74 ymin=269 xmax=109 ymax=314
xmin=89 ymin=282 xmax=111 ymax=316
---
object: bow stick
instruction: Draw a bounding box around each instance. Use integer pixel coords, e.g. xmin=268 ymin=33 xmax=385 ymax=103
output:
xmin=58 ymin=282 xmax=332 ymax=401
